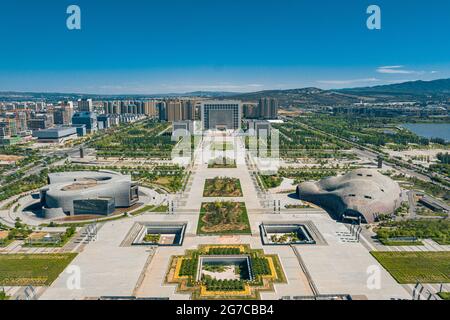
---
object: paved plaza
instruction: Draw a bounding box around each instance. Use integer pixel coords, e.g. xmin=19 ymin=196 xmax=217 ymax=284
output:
xmin=40 ymin=131 xmax=413 ymax=300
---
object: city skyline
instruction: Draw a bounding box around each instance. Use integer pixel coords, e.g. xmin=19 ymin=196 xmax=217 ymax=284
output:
xmin=0 ymin=0 xmax=449 ymax=93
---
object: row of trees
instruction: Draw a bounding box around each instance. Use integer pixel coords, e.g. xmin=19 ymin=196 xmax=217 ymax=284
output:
xmin=91 ymin=120 xmax=175 ymax=158
xmin=437 ymin=152 xmax=450 ymax=164
xmin=376 ymin=220 xmax=450 ymax=245
xmin=207 ymin=247 xmax=241 ymax=255
xmin=0 ymin=169 xmax=48 ymax=202
xmin=202 ymin=276 xmax=245 ymax=292
xmin=300 ymin=115 xmax=449 ymax=148
xmin=179 ymin=256 xmax=199 ymax=278
xmin=274 ymin=122 xmax=350 ymax=151
xmin=251 ymin=257 xmax=271 ymax=276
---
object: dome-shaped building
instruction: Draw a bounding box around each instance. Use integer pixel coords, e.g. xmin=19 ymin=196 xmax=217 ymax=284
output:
xmin=296 ymin=169 xmax=402 ymax=223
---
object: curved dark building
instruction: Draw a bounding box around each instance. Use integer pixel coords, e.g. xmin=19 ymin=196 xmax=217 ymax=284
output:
xmin=296 ymin=169 xmax=401 ymax=223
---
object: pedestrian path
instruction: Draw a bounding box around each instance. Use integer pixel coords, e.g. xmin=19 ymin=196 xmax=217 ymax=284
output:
xmin=369 ymin=238 xmax=450 ymax=252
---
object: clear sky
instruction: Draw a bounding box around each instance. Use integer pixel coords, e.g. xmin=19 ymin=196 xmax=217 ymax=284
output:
xmin=0 ymin=0 xmax=449 ymax=94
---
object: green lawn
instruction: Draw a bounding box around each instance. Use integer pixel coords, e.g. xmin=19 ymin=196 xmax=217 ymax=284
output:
xmin=131 ymin=204 xmax=168 ymax=215
xmin=211 ymin=142 xmax=234 ymax=151
xmin=438 ymin=292 xmax=450 ymax=300
xmin=379 ymin=239 xmax=424 ymax=246
xmin=208 ymin=157 xmax=237 ymax=169
xmin=0 ymin=253 xmax=77 ymax=286
xmin=371 ymin=251 xmax=450 ymax=284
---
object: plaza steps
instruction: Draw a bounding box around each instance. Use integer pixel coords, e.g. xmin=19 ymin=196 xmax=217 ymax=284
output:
xmin=62 ymin=223 xmax=104 ymax=252
xmin=290 ymin=245 xmax=319 ymax=297
xmin=120 ymin=222 xmax=143 ymax=247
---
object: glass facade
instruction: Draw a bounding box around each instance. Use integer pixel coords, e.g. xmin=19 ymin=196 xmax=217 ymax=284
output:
xmin=73 ymin=198 xmax=115 ymax=216
xmin=202 ymin=102 xmax=241 ymax=130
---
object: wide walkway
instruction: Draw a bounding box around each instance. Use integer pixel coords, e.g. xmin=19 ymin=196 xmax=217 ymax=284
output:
xmin=182 ymin=133 xmax=262 ymax=211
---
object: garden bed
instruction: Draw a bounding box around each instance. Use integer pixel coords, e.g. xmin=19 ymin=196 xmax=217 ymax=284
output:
xmin=203 ymin=177 xmax=243 ymax=197
xmin=197 ymin=202 xmax=251 ymax=235
xmin=166 ymin=244 xmax=286 ymax=300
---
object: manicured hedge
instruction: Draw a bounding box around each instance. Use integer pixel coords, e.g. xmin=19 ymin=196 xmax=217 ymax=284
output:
xmin=251 ymin=257 xmax=271 ymax=276
xmin=208 ymin=247 xmax=241 ymax=255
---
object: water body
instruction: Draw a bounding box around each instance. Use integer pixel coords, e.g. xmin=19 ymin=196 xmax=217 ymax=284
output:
xmin=401 ymin=123 xmax=450 ymax=142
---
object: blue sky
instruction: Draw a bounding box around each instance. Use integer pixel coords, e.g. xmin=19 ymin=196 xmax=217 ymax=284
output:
xmin=0 ymin=0 xmax=449 ymax=94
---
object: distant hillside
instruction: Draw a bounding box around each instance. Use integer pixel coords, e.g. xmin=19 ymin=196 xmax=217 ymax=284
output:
xmin=0 ymin=90 xmax=239 ymax=101
xmin=1 ymin=78 xmax=449 ymax=106
xmin=225 ymin=79 xmax=450 ymax=106
xmin=225 ymin=88 xmax=367 ymax=106
xmin=338 ymin=78 xmax=450 ymax=100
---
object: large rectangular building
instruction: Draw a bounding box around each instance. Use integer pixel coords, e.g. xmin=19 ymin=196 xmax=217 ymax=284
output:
xmin=78 ymin=99 xmax=93 ymax=112
xmin=32 ymin=126 xmax=78 ymax=143
xmin=72 ymin=112 xmax=98 ymax=133
xmin=201 ymin=101 xmax=241 ymax=131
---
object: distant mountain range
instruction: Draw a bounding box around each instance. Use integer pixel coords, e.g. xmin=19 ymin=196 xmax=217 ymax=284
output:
xmin=1 ymin=78 xmax=449 ymax=106
xmin=0 ymin=90 xmax=238 ymax=101
xmin=225 ymin=79 xmax=450 ymax=106
xmin=338 ymin=78 xmax=450 ymax=100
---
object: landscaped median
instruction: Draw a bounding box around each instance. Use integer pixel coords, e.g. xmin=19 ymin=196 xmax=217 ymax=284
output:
xmin=374 ymin=219 xmax=450 ymax=245
xmin=207 ymin=157 xmax=237 ymax=169
xmin=438 ymin=292 xmax=450 ymax=300
xmin=0 ymin=253 xmax=77 ymax=286
xmin=210 ymin=142 xmax=234 ymax=152
xmin=166 ymin=244 xmax=286 ymax=300
xmin=371 ymin=251 xmax=450 ymax=284
xmin=130 ymin=204 xmax=169 ymax=216
xmin=0 ymin=291 xmax=8 ymax=300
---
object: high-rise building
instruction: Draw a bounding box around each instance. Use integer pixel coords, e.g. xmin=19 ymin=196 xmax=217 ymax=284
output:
xmin=72 ymin=112 xmax=98 ymax=133
xmin=0 ymin=118 xmax=17 ymax=137
xmin=258 ymin=98 xmax=278 ymax=119
xmin=163 ymin=100 xmax=196 ymax=122
xmin=27 ymin=113 xmax=54 ymax=131
xmin=103 ymin=101 xmax=115 ymax=114
xmin=158 ymin=102 xmax=167 ymax=121
xmin=77 ymin=99 xmax=93 ymax=112
xmin=15 ymin=112 xmax=28 ymax=132
xmin=53 ymin=102 xmax=74 ymax=125
xmin=167 ymin=100 xmax=183 ymax=122
xmin=182 ymin=100 xmax=196 ymax=121
xmin=120 ymin=101 xmax=128 ymax=114
xmin=269 ymin=98 xmax=278 ymax=119
xmin=243 ymin=103 xmax=259 ymax=119
xmin=144 ymin=101 xmax=158 ymax=117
